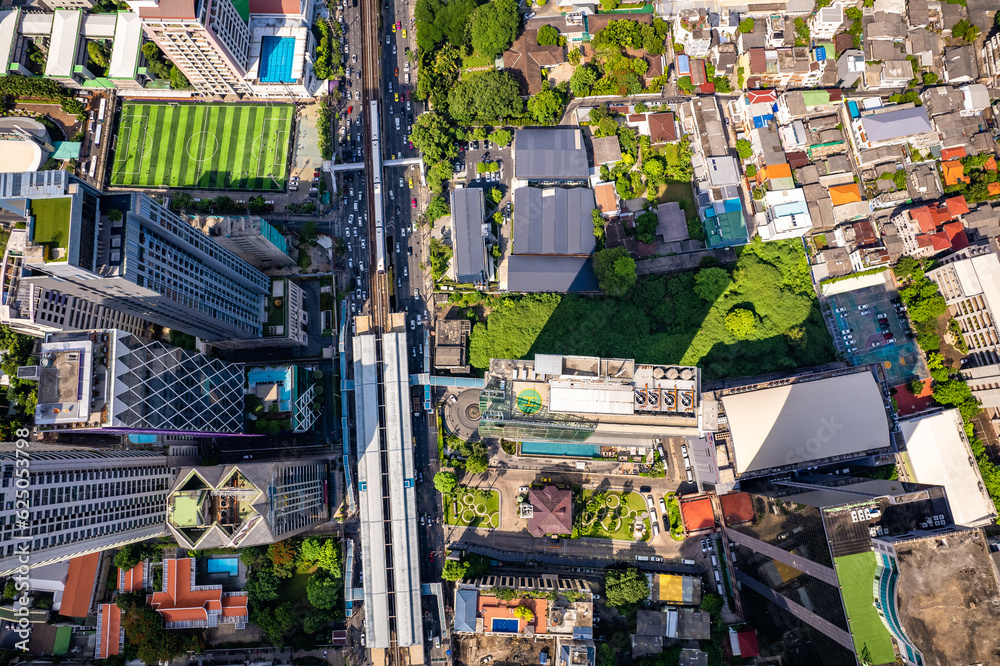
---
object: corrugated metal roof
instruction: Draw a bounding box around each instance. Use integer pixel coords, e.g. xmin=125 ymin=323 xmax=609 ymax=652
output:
xmin=549 ymin=383 xmax=634 ymax=415
xmin=514 ymin=128 xmax=589 ymax=180
xmin=512 ymin=187 xmax=595 ymax=256
xmin=451 ymin=188 xmax=487 ymax=283
xmin=506 ymin=255 xmax=598 ymax=293
xmin=860 ymin=107 xmax=932 ymax=143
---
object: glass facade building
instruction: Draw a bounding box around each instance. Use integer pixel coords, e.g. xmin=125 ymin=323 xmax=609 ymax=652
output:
xmin=478 ymin=379 xmax=597 ymax=442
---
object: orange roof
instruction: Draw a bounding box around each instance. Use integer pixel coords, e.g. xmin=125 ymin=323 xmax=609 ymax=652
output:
xmin=118 ymin=562 xmax=145 ymax=593
xmin=249 ymin=0 xmax=301 ymax=13
xmin=828 ymin=183 xmax=862 ymax=207
xmin=59 ymin=553 xmax=100 ymax=618
xmin=943 ymin=221 xmax=969 ymax=250
xmin=96 ymin=604 xmax=121 ymax=659
xmin=984 ymin=156 xmax=997 ymax=171
xmin=478 ymin=595 xmax=548 ymax=634
xmin=148 ymin=559 xmax=248 ymax=627
xmin=942 ymin=160 xmax=969 ymax=186
xmin=594 ymin=182 xmax=618 ymax=214
xmin=989 ymin=182 xmax=1000 ymax=196
xmin=941 ymin=146 xmax=967 ymax=161
xmin=927 ymin=232 xmax=952 ymax=251
xmin=945 ymin=195 xmax=970 ymax=217
xmin=719 ymin=492 xmax=754 ymax=526
xmin=679 ymin=495 xmax=715 ymax=534
xmin=764 ymin=163 xmax=792 ymax=181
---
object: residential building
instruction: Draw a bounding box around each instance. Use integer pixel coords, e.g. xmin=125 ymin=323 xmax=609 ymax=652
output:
xmin=835 ymin=48 xmax=865 ymax=88
xmin=450 ymin=187 xmax=489 ymax=286
xmin=889 ymin=196 xmax=969 ymax=257
xmin=633 ymin=608 xmax=711 ymax=657
xmin=502 ymin=27 xmax=565 ymax=96
xmin=1 ymin=229 xmax=148 ymax=338
xmin=149 ymin=557 xmax=248 ymax=628
xmin=0 ymin=171 xmax=271 ymax=342
xmin=526 ymin=485 xmax=573 ymax=537
xmin=673 ymin=9 xmax=714 ymax=58
xmin=871 ymin=527 xmax=1000 ymax=666
xmin=982 ymin=31 xmax=1000 ymax=87
xmin=166 ymin=460 xmax=329 ymax=548
xmin=478 ymin=354 xmax=700 ymax=448
xmin=128 ymin=0 xmax=254 ymax=97
xmin=926 ymin=251 xmax=1000 ymax=366
xmin=433 ymin=319 xmax=471 ymax=373
xmin=647 ymin=573 xmax=702 ymax=605
xmin=864 ymin=59 xmax=914 ymax=90
xmin=845 ymin=106 xmax=938 ymax=162
xmin=943 ymin=44 xmax=978 ymax=84
xmin=0 ymin=9 xmax=147 ymax=89
xmin=739 ymin=46 xmax=825 ymax=90
xmin=0 ymin=449 xmax=172 ymax=576
xmin=809 ymin=3 xmax=843 ymax=40
xmin=194 ymin=215 xmax=294 ymax=270
xmin=775 ymin=89 xmax=843 ymax=124
xmin=648 ymin=112 xmax=678 ymax=144
xmin=29 ymin=329 xmax=246 ymax=434
xmin=453 ymin=576 xmax=594 ymax=638
xmin=757 ymin=187 xmax=813 ymax=241
xmin=591 ymin=136 xmax=622 ymax=166
xmin=728 ymin=475 xmax=954 ymax=666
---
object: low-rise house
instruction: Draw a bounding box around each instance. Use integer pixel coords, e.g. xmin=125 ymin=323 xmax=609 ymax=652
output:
xmin=809 ymin=3 xmax=844 ymax=40
xmin=864 ymin=59 xmax=914 ymax=90
xmin=906 ymin=27 xmax=937 ymax=68
xmin=757 ymin=187 xmax=813 ymax=240
xmin=836 ymin=49 xmax=866 ymax=88
xmin=674 ymin=9 xmax=714 ymax=58
xmin=846 ymin=105 xmax=938 ymax=159
xmin=829 ymin=182 xmax=872 ymax=223
xmin=591 ymin=135 xmax=622 ymax=165
xmin=944 ymin=45 xmax=979 ymax=84
xmin=889 ymin=196 xmax=970 ymax=257
xmin=648 ymin=112 xmax=679 ymax=144
xmin=776 ymin=88 xmax=843 ymax=123
xmin=502 ymin=28 xmax=566 ymax=96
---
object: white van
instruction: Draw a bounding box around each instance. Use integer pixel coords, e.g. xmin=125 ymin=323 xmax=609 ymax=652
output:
xmin=395 ymin=116 xmax=401 ymax=130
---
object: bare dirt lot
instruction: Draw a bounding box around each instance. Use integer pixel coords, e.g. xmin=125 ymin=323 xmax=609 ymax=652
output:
xmin=456 ymin=634 xmax=555 ymax=666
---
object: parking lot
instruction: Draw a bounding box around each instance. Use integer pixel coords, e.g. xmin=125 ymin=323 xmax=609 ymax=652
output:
xmin=826 ymin=283 xmax=927 ymax=386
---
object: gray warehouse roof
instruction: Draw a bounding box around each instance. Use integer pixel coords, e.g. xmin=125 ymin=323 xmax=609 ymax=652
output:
xmin=860 ymin=107 xmax=933 ymax=143
xmin=506 ymin=255 xmax=598 ymax=292
xmin=513 ymin=186 xmax=596 ymax=256
xmin=514 ymin=128 xmax=590 ymax=180
xmin=450 ymin=187 xmax=487 ymax=284
xmin=454 ymin=588 xmax=478 ymax=633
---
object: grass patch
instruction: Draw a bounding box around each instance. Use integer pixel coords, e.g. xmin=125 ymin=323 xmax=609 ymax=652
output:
xmin=577 ymin=490 xmax=649 ymax=541
xmin=664 ymin=493 xmax=683 ymax=540
xmin=462 ymin=54 xmax=494 ymax=69
xmin=282 ymin=571 xmax=312 ymax=603
xmin=110 ymin=102 xmax=293 ymax=191
xmin=468 ymin=240 xmax=834 ymax=379
xmin=445 ymin=486 xmax=500 ymax=528
xmin=28 ymin=197 xmax=72 ymax=251
xmin=834 ymin=552 xmax=896 ymax=665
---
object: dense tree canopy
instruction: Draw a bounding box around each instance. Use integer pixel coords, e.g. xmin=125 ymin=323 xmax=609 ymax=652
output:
xmin=415 ymin=0 xmax=478 ymax=51
xmin=306 ymin=573 xmax=341 ymax=610
xmin=448 ymin=70 xmax=525 ymax=122
xmin=725 ymin=308 xmax=756 ymax=339
xmin=300 ymin=538 xmax=342 ymax=574
xmin=442 ymin=559 xmax=470 ymax=581
xmin=434 ymin=471 xmax=458 ymax=494
xmin=527 ymin=85 xmax=565 ymax=123
xmin=410 ymin=111 xmax=458 ymax=164
xmin=605 ymin=567 xmax=650 ymax=610
xmin=537 ymin=24 xmax=559 ymax=45
xmin=593 ymin=247 xmax=637 ymax=297
xmin=570 ymin=64 xmax=599 ymax=97
xmin=469 ymin=0 xmax=521 ymax=60
xmin=693 ymin=267 xmax=730 ymax=302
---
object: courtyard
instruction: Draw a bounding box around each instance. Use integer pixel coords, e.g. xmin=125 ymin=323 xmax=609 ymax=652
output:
xmin=445 ymin=486 xmax=501 ymax=529
xmin=577 ymin=490 xmax=651 ymax=542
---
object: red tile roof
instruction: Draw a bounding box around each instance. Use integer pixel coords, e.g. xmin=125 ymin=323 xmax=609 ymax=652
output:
xmin=945 ymin=195 xmax=970 ymax=217
xmin=119 ymin=562 xmax=145 ymax=593
xmin=679 ymin=495 xmax=715 ymax=534
xmin=984 ymin=156 xmax=997 ymax=171
xmin=941 ymin=146 xmax=967 ymax=160
xmin=943 ymin=221 xmax=968 ymax=250
xmin=59 ymin=553 xmax=100 ymax=618
xmin=786 ymin=151 xmax=809 ymax=168
xmin=747 ymin=89 xmax=777 ymax=104
xmin=594 ymin=183 xmax=618 ymax=214
xmin=748 ymin=49 xmax=766 ymax=75
xmin=736 ymin=629 xmax=760 ymax=657
xmin=648 ymin=112 xmax=677 ymax=143
xmin=96 ymin=604 xmax=121 ymax=659
xmin=148 ymin=559 xmax=248 ymax=626
xmin=527 ymin=485 xmax=573 ymax=537
xmin=720 ymin=492 xmax=754 ymax=525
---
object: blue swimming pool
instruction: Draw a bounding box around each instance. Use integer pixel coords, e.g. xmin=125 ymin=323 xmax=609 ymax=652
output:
xmin=492 ymin=618 xmax=519 ymax=633
xmin=206 ymin=558 xmax=239 ymax=576
xmin=520 ymin=441 xmax=601 ymax=458
xmin=128 ymin=434 xmax=157 ymax=444
xmin=260 ymin=36 xmax=295 ymax=83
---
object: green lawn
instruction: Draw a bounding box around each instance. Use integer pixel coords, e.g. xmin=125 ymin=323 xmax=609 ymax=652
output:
xmin=834 ymin=552 xmax=896 ymax=665
xmin=446 ymin=486 xmax=500 ymax=528
xmin=653 ymin=181 xmax=697 ymax=219
xmin=28 ymin=197 xmax=71 ymax=250
xmin=578 ymin=490 xmax=650 ymax=541
xmin=462 ymin=54 xmax=494 ymax=69
xmin=110 ymin=102 xmax=293 ymax=191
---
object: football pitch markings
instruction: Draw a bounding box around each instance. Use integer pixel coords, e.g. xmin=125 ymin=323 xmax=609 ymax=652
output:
xmin=110 ymin=102 xmax=293 ymax=192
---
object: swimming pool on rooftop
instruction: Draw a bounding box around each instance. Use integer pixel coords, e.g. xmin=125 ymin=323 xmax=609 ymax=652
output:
xmin=259 ymin=36 xmax=296 ymax=84
xmin=520 ymin=441 xmax=601 ymax=457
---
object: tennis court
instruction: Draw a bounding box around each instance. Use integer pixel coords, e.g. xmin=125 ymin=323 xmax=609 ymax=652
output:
xmin=824 ymin=282 xmax=927 ymax=386
xmin=109 ymin=102 xmax=293 ymax=192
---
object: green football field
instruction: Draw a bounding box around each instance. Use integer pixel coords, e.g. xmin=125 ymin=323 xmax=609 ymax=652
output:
xmin=109 ymin=102 xmax=293 ymax=192
xmin=834 ymin=552 xmax=896 ymax=665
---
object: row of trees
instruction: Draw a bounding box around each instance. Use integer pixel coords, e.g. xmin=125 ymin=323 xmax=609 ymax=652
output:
xmin=169 ymin=193 xmax=271 ymax=215
xmin=0 ymin=326 xmax=36 ymax=440
xmin=312 ymin=19 xmax=342 ymax=80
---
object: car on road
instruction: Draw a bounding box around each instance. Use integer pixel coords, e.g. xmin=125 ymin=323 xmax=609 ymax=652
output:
xmin=385 ymin=34 xmax=390 ymax=44
xmin=395 ymin=67 xmax=399 ymax=75
xmin=402 ymin=28 xmax=406 ymax=38
xmin=519 ymin=486 xmax=529 ymax=492
xmin=397 ymin=20 xmax=401 ymax=29
xmin=347 ymin=105 xmax=353 ymax=114
xmin=408 ymin=177 xmax=413 ymax=188
xmin=840 ymin=328 xmax=852 ymax=334
xmin=411 ymin=197 xmax=417 ymax=208
xmin=352 ymin=54 xmax=357 ymax=63
xmin=347 ymin=242 xmax=353 ymax=252
xmin=403 ymin=265 xmax=408 ymax=277
xmin=394 ymin=92 xmax=399 ymax=102
xmin=395 ymin=242 xmax=400 ymax=253
xmin=429 ymin=551 xmax=435 ymax=561
xmin=392 ymin=22 xmax=396 ymax=32
xmin=393 ymin=45 xmax=396 ymax=54
xmin=399 ymin=177 xmax=404 ymax=187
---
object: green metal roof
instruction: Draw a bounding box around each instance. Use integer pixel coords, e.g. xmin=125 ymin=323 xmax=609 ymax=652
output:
xmin=53 ymin=626 xmax=72 ymax=655
xmin=801 ymin=90 xmax=831 ymax=107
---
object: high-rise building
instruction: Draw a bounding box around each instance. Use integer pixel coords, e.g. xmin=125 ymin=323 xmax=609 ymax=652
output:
xmin=29 ymin=329 xmax=245 ymax=435
xmin=192 ymin=215 xmax=294 ymax=270
xmin=165 ymin=459 xmax=329 ymax=548
xmin=1 ymin=229 xmax=148 ymax=338
xmin=0 ymin=449 xmax=172 ymax=576
xmin=128 ymin=0 xmax=253 ymax=97
xmin=925 ymin=248 xmax=1000 ymax=367
xmin=726 ymin=475 xmax=954 ymax=666
xmin=0 ymin=171 xmax=271 ymax=342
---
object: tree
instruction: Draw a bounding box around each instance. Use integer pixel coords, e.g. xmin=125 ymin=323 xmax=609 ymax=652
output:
xmin=635 ymin=210 xmax=658 ymax=245
xmin=306 ymin=572 xmax=341 ymax=610
xmin=604 ymin=567 xmax=650 ymax=610
xmin=569 ymin=63 xmax=599 ymax=97
xmin=245 ymin=567 xmax=281 ymax=604
xmin=725 ymin=308 xmax=756 ymax=339
xmin=527 ymin=86 xmax=565 ymax=124
xmin=448 ymin=70 xmax=525 ymax=122
xmin=87 ymin=41 xmax=111 ymax=69
xmin=488 ymin=128 xmax=512 ymax=146
xmin=922 ymin=71 xmax=939 ymax=85
xmin=429 ymin=238 xmax=453 ymax=280
xmin=514 ymin=605 xmax=534 ymax=621
xmin=303 ymin=610 xmax=334 ymax=635
xmin=489 ymin=187 xmax=503 ymax=205
xmin=169 ymin=65 xmax=190 ymax=90
xmin=737 ymin=17 xmax=755 ymax=33
xmin=465 ymin=452 xmax=489 ymax=473
xmin=113 ymin=542 xmax=153 ymax=570
xmin=441 ymin=559 xmax=470 ymax=581
xmin=300 ymin=220 xmax=317 ymax=244
xmin=268 ymin=540 xmax=298 ymax=578
xmin=701 ymin=593 xmax=724 ymax=614
xmin=694 ymin=267 xmax=730 ymax=302
xmin=736 ymin=139 xmax=753 ymax=160
xmin=593 ymin=247 xmax=636 ymax=297
xmin=411 ymin=111 xmax=457 ymax=164
xmin=592 ymin=208 xmax=606 ymax=240
xmin=469 ymin=0 xmax=520 ymax=60
xmin=537 ymin=24 xmax=559 ymax=45
xmin=301 ymin=538 xmax=342 ymax=574
xmin=426 ymin=195 xmax=451 ymax=222
xmin=254 ymin=602 xmax=298 ymax=647
xmin=434 ymin=471 xmax=458 ymax=495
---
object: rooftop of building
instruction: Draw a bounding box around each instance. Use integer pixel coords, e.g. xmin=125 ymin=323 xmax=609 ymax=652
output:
xmin=527 ymin=485 xmax=573 ymax=537
xmin=512 ymin=186 xmax=595 ymax=256
xmin=451 ymin=187 xmax=487 ymax=283
xmin=716 ymin=370 xmax=890 ymax=477
xmin=28 ymin=196 xmax=71 ymax=256
xmin=514 ymin=128 xmax=589 ymax=180
xmin=891 ymin=529 xmax=1000 ymax=666
xmin=859 ymin=106 xmax=933 ymax=143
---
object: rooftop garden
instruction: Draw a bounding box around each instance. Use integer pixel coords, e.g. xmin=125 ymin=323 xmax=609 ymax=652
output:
xmin=28 ymin=196 xmax=72 ymax=253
